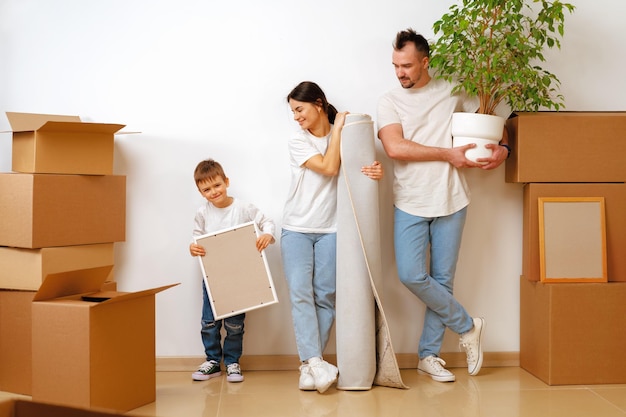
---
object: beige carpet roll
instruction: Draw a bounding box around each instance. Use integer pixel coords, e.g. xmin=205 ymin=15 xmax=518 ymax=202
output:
xmin=336 ymin=113 xmax=406 ymax=390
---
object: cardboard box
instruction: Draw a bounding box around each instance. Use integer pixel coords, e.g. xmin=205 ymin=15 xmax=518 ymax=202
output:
xmin=0 ymin=399 xmax=130 ymax=417
xmin=31 ymin=266 xmax=177 ymax=412
xmin=5 ymin=112 xmax=125 ymax=175
xmin=0 ymin=173 xmax=125 ymax=248
xmin=0 ymin=283 xmax=117 ymax=397
xmin=0 ymin=243 xmax=114 ymax=290
xmin=0 ymin=290 xmax=34 ymax=395
xmin=520 ymin=277 xmax=626 ymax=385
xmin=505 ymin=112 xmax=626 ymax=183
xmin=522 ymin=183 xmax=626 ymax=282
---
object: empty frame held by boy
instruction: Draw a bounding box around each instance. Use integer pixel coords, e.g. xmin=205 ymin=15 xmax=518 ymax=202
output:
xmin=194 ymin=221 xmax=278 ymax=319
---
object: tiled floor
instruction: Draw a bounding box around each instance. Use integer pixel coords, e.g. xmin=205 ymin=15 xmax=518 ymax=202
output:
xmin=122 ymin=367 xmax=626 ymax=417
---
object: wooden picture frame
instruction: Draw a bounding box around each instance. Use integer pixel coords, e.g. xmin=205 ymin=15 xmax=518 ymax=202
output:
xmin=194 ymin=221 xmax=278 ymax=319
xmin=538 ymin=197 xmax=607 ymax=283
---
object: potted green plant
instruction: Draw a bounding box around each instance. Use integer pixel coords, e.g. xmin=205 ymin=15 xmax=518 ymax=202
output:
xmin=429 ymin=0 xmax=575 ymax=162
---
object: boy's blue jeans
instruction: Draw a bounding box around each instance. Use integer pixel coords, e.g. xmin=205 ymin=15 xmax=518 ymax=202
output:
xmin=393 ymin=206 xmax=474 ymax=359
xmin=281 ymin=229 xmax=336 ymax=362
xmin=201 ymin=282 xmax=245 ymax=366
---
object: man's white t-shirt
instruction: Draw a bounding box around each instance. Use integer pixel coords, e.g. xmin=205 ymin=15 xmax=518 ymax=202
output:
xmin=377 ymin=78 xmax=479 ymax=218
xmin=282 ymin=129 xmax=337 ymax=233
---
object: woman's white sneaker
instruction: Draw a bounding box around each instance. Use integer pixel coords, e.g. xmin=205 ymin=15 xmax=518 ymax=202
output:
xmin=298 ymin=364 xmax=315 ymax=391
xmin=307 ymin=357 xmax=338 ymax=393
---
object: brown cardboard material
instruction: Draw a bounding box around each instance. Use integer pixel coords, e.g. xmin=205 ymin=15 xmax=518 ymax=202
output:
xmin=520 ymin=277 xmax=626 ymax=385
xmin=5 ymin=112 xmax=125 ymax=175
xmin=31 ymin=266 xmax=177 ymax=412
xmin=0 ymin=399 xmax=130 ymax=417
xmin=505 ymin=112 xmax=626 ymax=183
xmin=0 ymin=244 xmax=114 ymax=290
xmin=0 ymin=282 xmax=117 ymax=397
xmin=0 ymin=173 xmax=125 ymax=248
xmin=0 ymin=290 xmax=35 ymax=395
xmin=522 ymin=183 xmax=626 ymax=282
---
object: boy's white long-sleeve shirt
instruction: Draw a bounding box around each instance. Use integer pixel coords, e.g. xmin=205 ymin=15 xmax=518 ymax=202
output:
xmin=192 ymin=198 xmax=275 ymax=238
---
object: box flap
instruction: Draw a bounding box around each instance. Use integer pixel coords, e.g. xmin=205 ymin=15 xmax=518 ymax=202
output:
xmin=6 ymin=111 xmax=81 ymax=132
xmin=37 ymin=121 xmax=126 ymax=134
xmin=95 ymin=283 xmax=179 ymax=306
xmin=33 ymin=266 xmax=113 ymax=302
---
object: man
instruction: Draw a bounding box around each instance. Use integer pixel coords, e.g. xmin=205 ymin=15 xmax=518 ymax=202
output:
xmin=377 ymin=29 xmax=508 ymax=382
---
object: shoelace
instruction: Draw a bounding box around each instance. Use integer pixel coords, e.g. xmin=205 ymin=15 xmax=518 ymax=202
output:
xmin=227 ymin=364 xmax=241 ymax=374
xmin=199 ymin=361 xmax=218 ymax=372
xmin=460 ymin=341 xmax=477 ymax=362
xmin=427 ymin=356 xmax=447 ymax=371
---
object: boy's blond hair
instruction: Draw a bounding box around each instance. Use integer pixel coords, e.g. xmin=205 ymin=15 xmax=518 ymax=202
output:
xmin=194 ymin=159 xmax=227 ymax=186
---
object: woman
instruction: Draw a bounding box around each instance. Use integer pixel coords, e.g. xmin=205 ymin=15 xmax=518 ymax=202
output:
xmin=281 ymin=81 xmax=382 ymax=393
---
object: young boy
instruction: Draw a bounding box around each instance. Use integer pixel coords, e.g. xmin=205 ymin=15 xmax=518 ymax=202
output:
xmin=189 ymin=159 xmax=275 ymax=382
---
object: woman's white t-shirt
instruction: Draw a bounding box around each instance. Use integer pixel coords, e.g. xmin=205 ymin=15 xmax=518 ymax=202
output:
xmin=282 ymin=128 xmax=337 ymax=233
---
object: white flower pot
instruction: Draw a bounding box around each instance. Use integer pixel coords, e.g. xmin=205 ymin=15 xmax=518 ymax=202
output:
xmin=451 ymin=112 xmax=505 ymax=163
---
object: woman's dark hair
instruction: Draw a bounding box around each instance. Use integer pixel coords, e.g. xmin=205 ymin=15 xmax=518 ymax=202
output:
xmin=394 ymin=28 xmax=430 ymax=57
xmin=287 ymin=81 xmax=338 ymax=124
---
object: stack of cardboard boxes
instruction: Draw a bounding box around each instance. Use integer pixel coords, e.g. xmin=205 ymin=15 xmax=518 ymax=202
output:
xmin=0 ymin=113 xmax=175 ymax=413
xmin=506 ymin=112 xmax=626 ymax=385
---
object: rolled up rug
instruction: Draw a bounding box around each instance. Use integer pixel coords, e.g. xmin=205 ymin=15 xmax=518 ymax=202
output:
xmin=336 ymin=113 xmax=406 ymax=390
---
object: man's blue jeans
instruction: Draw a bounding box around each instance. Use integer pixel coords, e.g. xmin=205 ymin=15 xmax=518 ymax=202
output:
xmin=201 ymin=282 xmax=245 ymax=366
xmin=394 ymin=206 xmax=474 ymax=359
xmin=281 ymin=229 xmax=336 ymax=362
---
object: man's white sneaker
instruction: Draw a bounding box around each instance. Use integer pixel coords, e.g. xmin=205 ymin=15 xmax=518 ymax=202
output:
xmin=298 ymin=364 xmax=315 ymax=391
xmin=460 ymin=317 xmax=485 ymax=376
xmin=417 ymin=355 xmax=456 ymax=382
xmin=307 ymin=357 xmax=338 ymax=393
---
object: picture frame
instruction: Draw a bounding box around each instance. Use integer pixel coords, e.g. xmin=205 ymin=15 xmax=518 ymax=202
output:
xmin=538 ymin=197 xmax=607 ymax=283
xmin=194 ymin=221 xmax=278 ymax=319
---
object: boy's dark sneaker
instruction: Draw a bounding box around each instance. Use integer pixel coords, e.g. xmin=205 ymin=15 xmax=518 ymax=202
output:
xmin=226 ymin=363 xmax=244 ymax=383
xmin=192 ymin=360 xmax=221 ymax=381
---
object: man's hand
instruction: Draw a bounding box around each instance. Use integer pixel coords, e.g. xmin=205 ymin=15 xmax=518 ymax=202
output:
xmin=476 ymin=143 xmax=508 ymax=170
xmin=447 ymin=144 xmax=484 ymax=168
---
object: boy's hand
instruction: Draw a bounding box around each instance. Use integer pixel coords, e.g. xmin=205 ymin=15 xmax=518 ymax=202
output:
xmin=256 ymin=233 xmax=275 ymax=252
xmin=189 ymin=243 xmax=206 ymax=257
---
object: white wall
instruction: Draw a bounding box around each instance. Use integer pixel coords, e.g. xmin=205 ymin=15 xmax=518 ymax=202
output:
xmin=1 ymin=0 xmax=624 ymax=358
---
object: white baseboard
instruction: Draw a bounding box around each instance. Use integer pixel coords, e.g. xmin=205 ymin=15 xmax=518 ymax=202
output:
xmin=156 ymin=352 xmax=519 ymax=372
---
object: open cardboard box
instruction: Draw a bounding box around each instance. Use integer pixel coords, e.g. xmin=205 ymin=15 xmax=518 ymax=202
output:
xmin=0 ymin=173 xmax=125 ymax=248
xmin=5 ymin=112 xmax=125 ymax=175
xmin=0 ymin=398 xmax=136 ymax=417
xmin=31 ymin=266 xmax=178 ymax=412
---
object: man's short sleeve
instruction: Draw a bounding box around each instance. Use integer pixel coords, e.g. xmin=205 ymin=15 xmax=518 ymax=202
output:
xmin=376 ymin=93 xmax=401 ymax=131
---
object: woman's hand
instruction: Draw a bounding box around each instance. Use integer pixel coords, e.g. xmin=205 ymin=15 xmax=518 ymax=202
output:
xmin=333 ymin=111 xmax=349 ymax=131
xmin=361 ymin=160 xmax=384 ymax=180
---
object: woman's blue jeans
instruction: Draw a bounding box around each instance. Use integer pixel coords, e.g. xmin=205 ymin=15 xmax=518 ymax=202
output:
xmin=281 ymin=229 xmax=336 ymax=362
xmin=394 ymin=206 xmax=473 ymax=359
xmin=201 ymin=282 xmax=245 ymax=366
